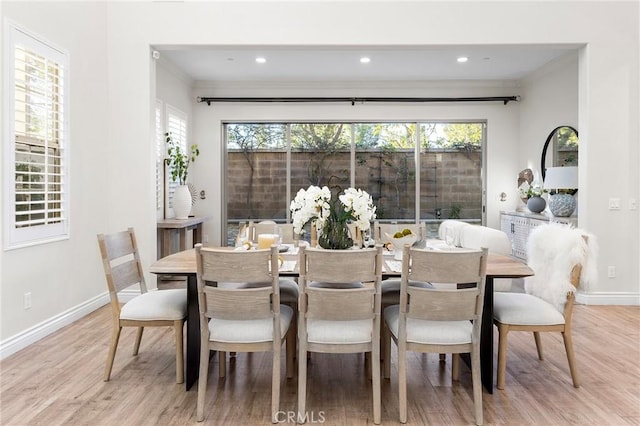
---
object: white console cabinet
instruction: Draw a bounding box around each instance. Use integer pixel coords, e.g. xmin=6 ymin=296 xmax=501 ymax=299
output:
xmin=500 ymin=211 xmax=577 ymax=260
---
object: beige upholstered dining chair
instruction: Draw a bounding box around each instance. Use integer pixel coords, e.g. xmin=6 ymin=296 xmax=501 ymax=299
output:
xmin=97 ymin=228 xmax=187 ymax=383
xmin=459 ymin=225 xmax=516 ymax=292
xmin=383 ymin=245 xmax=488 ymax=425
xmin=297 ymin=245 xmax=383 ymax=424
xmin=438 ymin=219 xmax=471 ymax=246
xmin=195 ymin=244 xmax=295 ymax=423
xmin=493 ymin=223 xmax=592 ymax=390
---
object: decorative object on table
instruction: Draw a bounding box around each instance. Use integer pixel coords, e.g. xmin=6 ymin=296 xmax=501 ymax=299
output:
xmin=517 ymin=168 xmax=535 ymax=205
xmin=385 ymin=229 xmax=418 ymax=260
xmin=165 ymin=132 xmax=200 ymax=219
xmin=290 ymin=185 xmax=376 ymax=249
xmin=544 ymin=166 xmax=578 ymax=217
xmin=526 ymin=196 xmax=546 ymax=214
xmin=519 ymin=181 xmax=548 ymax=214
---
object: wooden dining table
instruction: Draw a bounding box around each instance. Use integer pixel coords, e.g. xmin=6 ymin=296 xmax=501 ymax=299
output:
xmin=150 ymin=244 xmax=533 ymax=393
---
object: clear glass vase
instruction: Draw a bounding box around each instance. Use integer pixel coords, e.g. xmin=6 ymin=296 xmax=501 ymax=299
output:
xmin=318 ymin=219 xmax=353 ymax=250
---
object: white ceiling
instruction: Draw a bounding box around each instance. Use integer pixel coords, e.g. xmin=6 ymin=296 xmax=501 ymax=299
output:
xmin=158 ymin=44 xmax=580 ymax=82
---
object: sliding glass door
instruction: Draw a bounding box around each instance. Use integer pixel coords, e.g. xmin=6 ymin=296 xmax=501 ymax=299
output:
xmin=224 ymin=121 xmax=484 ymax=245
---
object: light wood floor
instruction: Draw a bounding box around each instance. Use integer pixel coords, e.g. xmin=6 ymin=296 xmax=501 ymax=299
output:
xmin=1 ymin=304 xmax=639 ymax=425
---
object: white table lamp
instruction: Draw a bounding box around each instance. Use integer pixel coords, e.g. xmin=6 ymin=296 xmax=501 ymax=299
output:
xmin=544 ymin=166 xmax=578 ymax=217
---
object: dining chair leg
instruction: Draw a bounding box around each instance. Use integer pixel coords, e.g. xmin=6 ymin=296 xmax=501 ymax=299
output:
xmin=297 ymin=344 xmax=307 ymax=424
xmin=497 ymin=323 xmax=509 ymax=390
xmin=272 ymin=339 xmax=281 ymax=423
xmin=382 ymin=324 xmax=391 ymax=379
xmin=133 ymin=326 xmax=144 ymax=355
xmin=196 ymin=341 xmax=210 ymax=422
xmin=562 ymin=330 xmax=580 ymax=388
xmin=286 ymin=323 xmax=295 ymax=379
xmin=372 ymin=346 xmax=381 ymax=424
xmin=452 ymin=353 xmax=460 ymax=381
xmin=218 ymin=351 xmax=226 ymax=378
xmin=534 ymin=331 xmax=544 ymax=360
xmin=104 ymin=325 xmax=122 ymax=381
xmin=175 ymin=320 xmax=184 ymax=384
xmin=398 ymin=341 xmax=408 ymax=424
xmin=471 ymin=344 xmax=483 ymax=425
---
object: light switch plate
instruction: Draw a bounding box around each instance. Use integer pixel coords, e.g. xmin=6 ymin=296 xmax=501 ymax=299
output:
xmin=609 ymin=198 xmax=621 ymax=210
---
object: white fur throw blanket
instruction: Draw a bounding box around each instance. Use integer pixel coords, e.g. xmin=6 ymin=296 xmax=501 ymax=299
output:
xmin=524 ymin=222 xmax=598 ymax=312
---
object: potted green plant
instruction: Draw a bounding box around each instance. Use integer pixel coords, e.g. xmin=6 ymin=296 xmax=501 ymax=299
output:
xmin=165 ymin=132 xmax=199 ymax=219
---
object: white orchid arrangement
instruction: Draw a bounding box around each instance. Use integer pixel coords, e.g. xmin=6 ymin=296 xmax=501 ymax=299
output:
xmin=339 ymin=187 xmax=377 ymax=231
xmin=518 ymin=181 xmax=547 ymax=199
xmin=290 ymin=185 xmax=377 ymax=236
xmin=290 ymin=185 xmax=331 ymax=235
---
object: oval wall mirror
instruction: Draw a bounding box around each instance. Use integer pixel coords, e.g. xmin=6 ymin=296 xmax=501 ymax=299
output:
xmin=541 ymin=125 xmax=579 ymax=180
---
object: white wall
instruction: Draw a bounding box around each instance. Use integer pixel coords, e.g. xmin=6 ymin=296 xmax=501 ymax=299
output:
xmin=1 ymin=2 xmax=110 ymax=352
xmin=190 ymin=80 xmax=521 ymax=244
xmin=519 ymin=53 xmax=579 ymax=183
xmin=1 ymin=0 xmax=638 ymax=357
xmin=156 ymin=57 xmax=193 ymax=118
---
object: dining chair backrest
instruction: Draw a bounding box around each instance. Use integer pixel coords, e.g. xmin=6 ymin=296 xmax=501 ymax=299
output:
xmin=374 ymin=221 xmax=426 ymax=243
xmin=298 ymin=246 xmax=382 ymax=321
xmin=401 ymin=246 xmax=488 ymax=323
xmin=524 ymin=223 xmax=590 ymax=312
xmin=438 ymin=220 xmax=470 ymax=246
xmin=459 ymin=225 xmax=511 ymax=255
xmin=249 ymin=220 xmax=277 ymax=242
xmin=278 ymin=223 xmax=298 ymax=244
xmin=98 ymin=228 xmax=148 ymax=302
xmin=195 ymin=245 xmax=281 ymax=323
xmin=300 ymin=246 xmax=381 ymax=288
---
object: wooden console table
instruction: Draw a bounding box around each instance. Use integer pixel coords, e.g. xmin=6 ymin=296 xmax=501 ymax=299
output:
xmin=157 ymin=216 xmax=207 ymax=258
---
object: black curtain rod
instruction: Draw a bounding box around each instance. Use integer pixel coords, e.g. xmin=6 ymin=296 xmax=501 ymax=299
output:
xmin=197 ymin=96 xmax=520 ymax=106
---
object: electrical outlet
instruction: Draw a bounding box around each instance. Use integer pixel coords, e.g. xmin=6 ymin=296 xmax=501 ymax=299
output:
xmin=203 ymin=234 xmax=209 ymax=243
xmin=607 ymin=266 xmax=616 ymax=278
xmin=24 ymin=292 xmax=32 ymax=309
xmin=630 ymin=198 xmax=637 ymax=211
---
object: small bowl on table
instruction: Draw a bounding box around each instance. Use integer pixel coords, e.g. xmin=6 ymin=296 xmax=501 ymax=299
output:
xmin=385 ymin=233 xmax=418 ymax=260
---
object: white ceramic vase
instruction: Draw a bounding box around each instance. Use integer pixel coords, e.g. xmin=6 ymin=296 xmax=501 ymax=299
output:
xmin=173 ymin=185 xmax=192 ymax=219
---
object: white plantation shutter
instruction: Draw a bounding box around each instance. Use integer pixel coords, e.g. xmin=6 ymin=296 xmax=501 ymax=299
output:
xmin=155 ymin=100 xmax=164 ymax=219
xmin=5 ymin=24 xmax=70 ymax=248
xmin=165 ymin=104 xmax=187 ymax=217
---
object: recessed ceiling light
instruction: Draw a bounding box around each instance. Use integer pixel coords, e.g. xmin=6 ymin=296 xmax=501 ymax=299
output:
xmin=255 ymin=57 xmax=266 ymax=64
xmin=457 ymin=56 xmax=469 ymax=63
xmin=360 ymin=57 xmax=371 ymax=64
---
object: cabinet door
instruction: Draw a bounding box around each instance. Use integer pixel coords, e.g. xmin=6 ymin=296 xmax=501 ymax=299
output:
xmin=500 ymin=214 xmax=516 ymax=257
xmin=511 ymin=215 xmax=530 ymax=260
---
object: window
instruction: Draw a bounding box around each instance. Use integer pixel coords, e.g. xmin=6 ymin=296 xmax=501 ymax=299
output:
xmin=4 ymin=23 xmax=69 ymax=249
xmin=155 ymin=100 xmax=164 ymax=219
xmin=163 ymin=104 xmax=187 ymax=218
xmin=224 ymin=121 xmax=484 ymax=245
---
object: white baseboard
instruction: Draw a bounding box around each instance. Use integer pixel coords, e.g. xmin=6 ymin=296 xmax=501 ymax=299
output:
xmin=576 ymin=291 xmax=640 ymax=305
xmin=0 ymin=289 xmax=141 ymax=360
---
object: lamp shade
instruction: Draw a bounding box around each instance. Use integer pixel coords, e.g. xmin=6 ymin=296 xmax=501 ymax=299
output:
xmin=544 ymin=166 xmax=578 ymax=190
